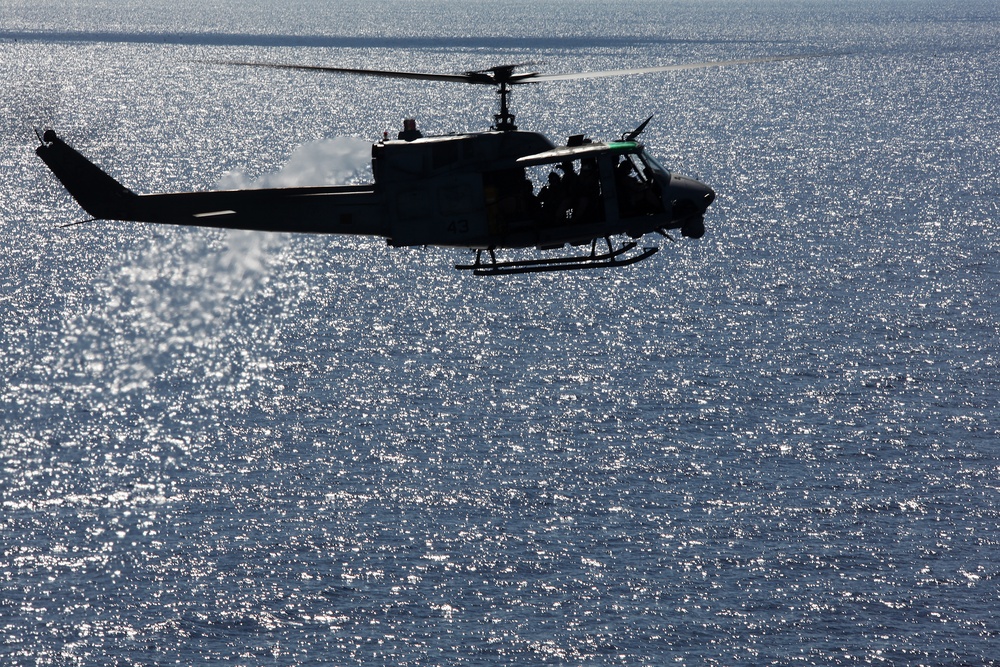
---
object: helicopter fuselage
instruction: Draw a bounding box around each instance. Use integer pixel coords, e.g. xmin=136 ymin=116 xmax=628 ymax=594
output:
xmin=34 ymin=55 xmax=830 ymax=272
xmin=36 ymin=127 xmax=714 ymax=269
xmin=374 ymin=130 xmax=714 ymax=249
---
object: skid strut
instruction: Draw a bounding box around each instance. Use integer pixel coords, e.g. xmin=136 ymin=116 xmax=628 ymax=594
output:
xmin=456 ymin=239 xmax=658 ymax=276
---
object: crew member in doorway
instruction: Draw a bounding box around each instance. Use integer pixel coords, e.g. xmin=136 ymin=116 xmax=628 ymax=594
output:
xmin=398 ymin=118 xmax=423 ymax=141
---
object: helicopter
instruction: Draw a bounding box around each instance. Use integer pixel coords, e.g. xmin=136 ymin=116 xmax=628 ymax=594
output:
xmin=36 ymin=56 xmax=802 ymax=275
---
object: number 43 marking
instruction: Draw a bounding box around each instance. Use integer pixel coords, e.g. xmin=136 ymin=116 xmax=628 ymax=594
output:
xmin=447 ymin=219 xmax=469 ymax=234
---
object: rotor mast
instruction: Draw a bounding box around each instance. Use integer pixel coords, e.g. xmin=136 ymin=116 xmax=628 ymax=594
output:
xmin=465 ymin=64 xmax=526 ymax=132
xmin=494 ymin=81 xmax=516 ymax=131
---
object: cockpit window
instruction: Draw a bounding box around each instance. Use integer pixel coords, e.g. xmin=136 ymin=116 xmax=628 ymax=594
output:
xmin=637 ymin=149 xmax=670 ymax=179
xmin=621 ymin=154 xmax=650 ymax=183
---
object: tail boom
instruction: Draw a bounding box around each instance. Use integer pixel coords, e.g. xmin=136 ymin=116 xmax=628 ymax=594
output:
xmin=36 ymin=130 xmax=384 ymax=236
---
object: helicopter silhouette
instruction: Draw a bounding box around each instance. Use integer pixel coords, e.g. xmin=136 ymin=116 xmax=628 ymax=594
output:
xmin=36 ymin=56 xmax=803 ymax=275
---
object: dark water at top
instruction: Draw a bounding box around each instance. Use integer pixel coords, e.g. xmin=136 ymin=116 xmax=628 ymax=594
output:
xmin=2 ymin=1 xmax=998 ymax=664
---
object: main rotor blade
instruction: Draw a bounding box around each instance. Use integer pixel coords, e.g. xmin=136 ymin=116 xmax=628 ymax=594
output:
xmin=205 ymin=60 xmax=475 ymax=84
xmin=522 ymin=54 xmax=820 ymax=82
xmin=205 ymin=54 xmax=825 ymax=88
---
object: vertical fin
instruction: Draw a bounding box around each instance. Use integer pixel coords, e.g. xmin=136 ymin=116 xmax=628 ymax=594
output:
xmin=35 ymin=130 xmax=137 ymax=220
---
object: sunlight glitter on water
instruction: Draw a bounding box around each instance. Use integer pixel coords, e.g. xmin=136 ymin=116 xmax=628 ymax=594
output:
xmin=3 ymin=0 xmax=1000 ymax=664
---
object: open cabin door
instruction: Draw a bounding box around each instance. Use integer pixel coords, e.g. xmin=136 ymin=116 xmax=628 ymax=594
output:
xmin=481 ymin=142 xmax=667 ymax=248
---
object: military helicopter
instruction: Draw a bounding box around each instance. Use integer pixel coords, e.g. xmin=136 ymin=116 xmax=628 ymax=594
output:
xmin=36 ymin=56 xmax=799 ymax=275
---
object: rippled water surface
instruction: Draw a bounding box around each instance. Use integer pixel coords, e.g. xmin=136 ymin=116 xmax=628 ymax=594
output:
xmin=2 ymin=1 xmax=998 ymax=664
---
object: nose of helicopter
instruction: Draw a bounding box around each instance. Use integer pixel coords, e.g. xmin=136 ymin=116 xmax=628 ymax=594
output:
xmin=665 ymin=173 xmax=715 ymax=238
xmin=667 ymin=173 xmax=715 ymax=212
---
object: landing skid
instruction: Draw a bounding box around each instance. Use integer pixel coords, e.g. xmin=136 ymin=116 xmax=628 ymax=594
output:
xmin=456 ymin=240 xmax=658 ymax=276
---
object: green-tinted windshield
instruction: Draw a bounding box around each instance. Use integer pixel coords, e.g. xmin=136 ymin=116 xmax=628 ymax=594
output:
xmin=638 ymin=148 xmax=670 ymax=178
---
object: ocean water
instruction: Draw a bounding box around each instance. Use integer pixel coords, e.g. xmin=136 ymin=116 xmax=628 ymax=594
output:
xmin=2 ymin=1 xmax=998 ymax=664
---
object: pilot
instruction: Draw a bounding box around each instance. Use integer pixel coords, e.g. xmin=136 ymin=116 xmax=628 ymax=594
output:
xmin=539 ymin=171 xmax=560 ymax=202
xmin=557 ymin=161 xmax=577 ymax=194
xmin=574 ymin=160 xmax=601 ymax=222
xmin=538 ymin=171 xmax=564 ymax=223
xmin=616 ymin=157 xmax=659 ymax=215
xmin=398 ymin=118 xmax=423 ymax=141
xmin=547 ymin=170 xmax=579 ymax=224
xmin=616 ymin=158 xmax=643 ymax=216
